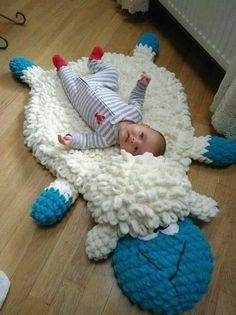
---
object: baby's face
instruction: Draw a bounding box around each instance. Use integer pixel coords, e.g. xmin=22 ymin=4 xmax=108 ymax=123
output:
xmin=118 ymin=122 xmax=165 ymax=156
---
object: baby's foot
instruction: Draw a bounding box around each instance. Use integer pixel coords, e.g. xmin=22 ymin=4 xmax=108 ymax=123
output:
xmin=52 ymin=54 xmax=68 ymax=70
xmin=89 ymin=46 xmax=104 ymax=60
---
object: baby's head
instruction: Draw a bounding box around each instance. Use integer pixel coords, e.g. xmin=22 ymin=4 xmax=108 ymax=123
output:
xmin=118 ymin=121 xmax=166 ymax=156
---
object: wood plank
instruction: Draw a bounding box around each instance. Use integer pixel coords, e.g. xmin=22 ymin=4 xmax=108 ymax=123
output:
xmin=73 ymin=261 xmax=115 ymax=315
xmin=0 ymin=219 xmax=66 ymax=314
xmin=30 ymin=200 xmax=91 ymax=304
xmin=0 ymin=0 xmax=235 ymax=314
xmin=102 ymin=280 xmax=150 ymax=315
xmin=214 ymin=290 xmax=236 ymax=315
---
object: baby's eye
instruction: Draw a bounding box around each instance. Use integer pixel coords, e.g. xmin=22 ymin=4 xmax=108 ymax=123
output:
xmin=139 ymin=132 xmax=144 ymax=139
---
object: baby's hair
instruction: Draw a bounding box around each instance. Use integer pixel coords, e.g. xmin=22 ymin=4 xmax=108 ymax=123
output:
xmin=152 ymin=129 xmax=166 ymax=157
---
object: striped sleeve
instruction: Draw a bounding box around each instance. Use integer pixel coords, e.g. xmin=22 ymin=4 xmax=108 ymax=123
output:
xmin=69 ymin=132 xmax=110 ymax=149
xmin=128 ymin=81 xmax=147 ymax=112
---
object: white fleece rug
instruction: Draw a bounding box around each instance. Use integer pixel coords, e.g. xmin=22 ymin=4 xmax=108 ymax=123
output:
xmin=21 ymin=46 xmax=218 ymax=260
xmin=23 ymin=47 xmax=193 ymax=180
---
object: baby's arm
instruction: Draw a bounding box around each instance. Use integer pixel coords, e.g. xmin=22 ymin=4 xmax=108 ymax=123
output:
xmin=128 ymin=72 xmax=151 ymax=111
xmin=58 ymin=132 xmax=109 ymax=149
xmin=58 ymin=134 xmax=72 ymax=145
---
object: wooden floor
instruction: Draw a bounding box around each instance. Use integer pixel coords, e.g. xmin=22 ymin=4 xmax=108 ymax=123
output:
xmin=0 ymin=0 xmax=235 ymax=314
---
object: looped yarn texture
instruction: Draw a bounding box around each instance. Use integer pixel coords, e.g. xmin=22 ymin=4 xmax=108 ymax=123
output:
xmin=83 ymin=153 xmax=192 ymax=237
xmin=9 ymin=47 xmax=219 ymax=259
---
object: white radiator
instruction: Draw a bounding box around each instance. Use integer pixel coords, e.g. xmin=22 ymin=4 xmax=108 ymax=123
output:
xmin=158 ymin=0 xmax=236 ymax=70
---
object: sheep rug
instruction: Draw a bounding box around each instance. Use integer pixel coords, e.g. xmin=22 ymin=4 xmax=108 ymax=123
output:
xmin=9 ymin=33 xmax=236 ymax=261
xmin=9 ymin=32 xmax=236 ymax=315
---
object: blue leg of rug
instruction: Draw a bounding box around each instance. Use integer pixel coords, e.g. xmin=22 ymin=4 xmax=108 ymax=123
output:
xmin=9 ymin=57 xmax=36 ymax=80
xmin=136 ymin=32 xmax=160 ymax=57
xmin=203 ymin=136 xmax=236 ymax=167
xmin=192 ymin=135 xmax=236 ymax=167
xmin=30 ymin=178 xmax=78 ymax=226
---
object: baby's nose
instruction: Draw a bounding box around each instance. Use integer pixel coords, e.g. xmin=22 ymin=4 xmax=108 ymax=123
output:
xmin=131 ymin=136 xmax=140 ymax=146
xmin=130 ymin=136 xmax=136 ymax=144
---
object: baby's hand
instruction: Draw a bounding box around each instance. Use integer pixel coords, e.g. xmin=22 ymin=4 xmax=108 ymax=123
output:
xmin=139 ymin=72 xmax=151 ymax=86
xmin=58 ymin=134 xmax=72 ymax=145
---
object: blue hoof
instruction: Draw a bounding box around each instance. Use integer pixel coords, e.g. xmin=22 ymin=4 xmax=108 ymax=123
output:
xmin=137 ymin=32 xmax=160 ymax=55
xmin=9 ymin=57 xmax=36 ymax=79
xmin=30 ymin=188 xmax=73 ymax=226
xmin=203 ymin=136 xmax=236 ymax=167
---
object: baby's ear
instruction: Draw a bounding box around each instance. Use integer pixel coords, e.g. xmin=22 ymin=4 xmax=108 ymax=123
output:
xmin=139 ymin=122 xmax=150 ymax=128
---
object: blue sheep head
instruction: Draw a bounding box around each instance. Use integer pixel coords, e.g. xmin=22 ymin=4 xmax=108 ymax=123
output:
xmin=112 ymin=219 xmax=213 ymax=315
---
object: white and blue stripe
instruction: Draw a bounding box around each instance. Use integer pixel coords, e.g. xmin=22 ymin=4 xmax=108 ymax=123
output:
xmin=59 ymin=59 xmax=146 ymax=149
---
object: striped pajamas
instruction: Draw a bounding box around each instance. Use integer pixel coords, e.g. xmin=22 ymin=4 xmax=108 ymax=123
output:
xmin=59 ymin=59 xmax=146 ymax=149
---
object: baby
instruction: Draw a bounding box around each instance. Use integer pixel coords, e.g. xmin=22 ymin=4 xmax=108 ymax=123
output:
xmin=53 ymin=47 xmax=166 ymax=156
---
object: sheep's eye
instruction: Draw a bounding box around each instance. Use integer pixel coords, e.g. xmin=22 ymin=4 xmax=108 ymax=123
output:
xmin=138 ymin=232 xmax=159 ymax=241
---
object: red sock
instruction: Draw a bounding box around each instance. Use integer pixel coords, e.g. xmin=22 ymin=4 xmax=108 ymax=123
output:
xmin=89 ymin=46 xmax=104 ymax=60
xmin=52 ymin=54 xmax=68 ymax=70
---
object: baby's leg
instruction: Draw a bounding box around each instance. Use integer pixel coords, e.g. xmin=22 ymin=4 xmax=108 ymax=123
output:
xmin=53 ymin=54 xmax=87 ymax=115
xmin=57 ymin=66 xmax=86 ymax=116
xmin=86 ymin=47 xmax=118 ymax=92
xmin=86 ymin=60 xmax=119 ymax=92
